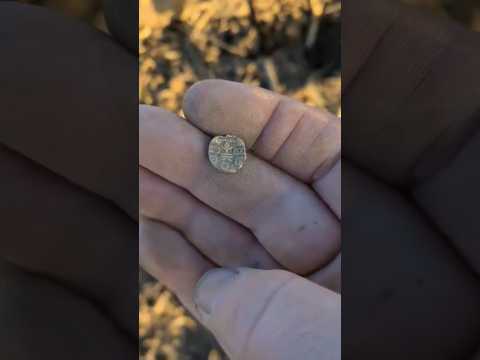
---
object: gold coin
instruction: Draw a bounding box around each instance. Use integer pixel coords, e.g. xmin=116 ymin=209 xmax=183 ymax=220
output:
xmin=208 ymin=135 xmax=247 ymax=174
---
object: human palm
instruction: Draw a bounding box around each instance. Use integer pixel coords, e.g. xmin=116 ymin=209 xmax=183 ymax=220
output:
xmin=342 ymin=5 xmax=480 ymax=349
xmin=342 ymin=124 xmax=480 ymax=360
xmin=139 ymin=80 xmax=342 ymax=359
xmin=139 ymin=79 xmax=341 ymax=299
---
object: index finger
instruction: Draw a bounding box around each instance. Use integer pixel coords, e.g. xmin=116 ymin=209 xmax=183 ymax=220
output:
xmin=139 ymin=105 xmax=340 ymax=274
xmin=183 ymin=80 xmax=341 ymax=218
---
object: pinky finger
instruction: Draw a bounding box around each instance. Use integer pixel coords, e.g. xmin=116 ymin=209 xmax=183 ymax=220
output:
xmin=140 ymin=218 xmax=214 ymax=313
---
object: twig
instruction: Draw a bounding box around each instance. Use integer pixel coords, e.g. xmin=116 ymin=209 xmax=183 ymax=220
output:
xmin=247 ymin=0 xmax=265 ymax=53
xmin=306 ymin=0 xmax=325 ymax=49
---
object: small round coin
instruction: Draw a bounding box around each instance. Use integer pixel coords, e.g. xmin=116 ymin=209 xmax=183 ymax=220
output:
xmin=208 ymin=135 xmax=247 ymax=174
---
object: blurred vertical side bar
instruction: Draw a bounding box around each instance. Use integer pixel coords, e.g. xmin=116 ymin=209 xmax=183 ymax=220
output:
xmin=342 ymin=0 xmax=480 ymax=359
xmin=0 ymin=1 xmax=139 ymax=358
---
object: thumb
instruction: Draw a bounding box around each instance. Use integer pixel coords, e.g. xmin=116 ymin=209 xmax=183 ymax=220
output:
xmin=193 ymin=268 xmax=340 ymax=360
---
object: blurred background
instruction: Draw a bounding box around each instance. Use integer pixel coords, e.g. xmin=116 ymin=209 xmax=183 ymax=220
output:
xmin=140 ymin=0 xmax=341 ymax=115
xmin=138 ymin=1 xmax=478 ymax=359
xmin=17 ymin=0 xmax=108 ymax=31
xmin=15 ymin=0 xmax=480 ymax=359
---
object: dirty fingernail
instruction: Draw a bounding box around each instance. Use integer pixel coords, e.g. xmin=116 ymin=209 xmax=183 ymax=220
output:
xmin=194 ymin=268 xmax=238 ymax=316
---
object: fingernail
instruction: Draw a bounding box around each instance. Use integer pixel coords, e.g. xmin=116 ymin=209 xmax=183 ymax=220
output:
xmin=194 ymin=268 xmax=238 ymax=316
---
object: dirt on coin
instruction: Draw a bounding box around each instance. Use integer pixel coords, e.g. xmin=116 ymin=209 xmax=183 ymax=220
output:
xmin=208 ymin=135 xmax=247 ymax=174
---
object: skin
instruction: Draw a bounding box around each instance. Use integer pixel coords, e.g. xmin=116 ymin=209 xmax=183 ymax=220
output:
xmin=343 ymin=1 xmax=480 ymax=359
xmin=139 ymin=79 xmax=342 ymax=360
xmin=0 ymin=2 xmax=137 ymax=358
xmin=140 ymin=77 xmax=480 ymax=360
xmin=3 ymin=0 xmax=477 ymax=358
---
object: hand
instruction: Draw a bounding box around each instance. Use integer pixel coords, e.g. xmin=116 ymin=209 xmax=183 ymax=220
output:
xmin=139 ymin=80 xmax=341 ymax=359
xmin=342 ymin=1 xmax=480 ymax=359
xmin=0 ymin=3 xmax=137 ymax=358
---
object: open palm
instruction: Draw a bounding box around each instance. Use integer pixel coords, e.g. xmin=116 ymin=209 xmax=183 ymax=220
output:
xmin=139 ymin=79 xmax=341 ymax=315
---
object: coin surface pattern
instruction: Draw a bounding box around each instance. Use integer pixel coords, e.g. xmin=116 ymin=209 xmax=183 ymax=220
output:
xmin=208 ymin=135 xmax=247 ymax=174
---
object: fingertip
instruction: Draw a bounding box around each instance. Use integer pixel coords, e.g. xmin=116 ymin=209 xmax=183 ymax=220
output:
xmin=183 ymin=80 xmax=279 ymax=148
xmin=183 ymin=79 xmax=225 ymax=123
xmin=193 ymin=268 xmax=240 ymax=318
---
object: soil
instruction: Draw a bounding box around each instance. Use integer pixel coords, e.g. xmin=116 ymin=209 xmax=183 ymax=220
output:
xmin=140 ymin=0 xmax=342 ymax=115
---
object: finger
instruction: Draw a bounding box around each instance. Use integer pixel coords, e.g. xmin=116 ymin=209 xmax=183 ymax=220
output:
xmin=314 ymin=159 xmax=341 ymax=218
xmin=0 ymin=261 xmax=136 ymax=359
xmin=193 ymin=268 xmax=341 ymax=360
xmin=0 ymin=3 xmax=137 ymax=219
xmin=183 ymin=80 xmax=341 ymax=219
xmin=0 ymin=145 xmax=138 ymax=338
xmin=414 ymin=131 xmax=480 ymax=277
xmin=183 ymin=80 xmax=340 ymax=186
xmin=104 ymin=0 xmax=138 ymax=53
xmin=343 ymin=160 xmax=480 ymax=359
xmin=140 ymin=218 xmax=214 ymax=313
xmin=140 ymin=105 xmax=340 ymax=274
xmin=343 ymin=0 xmax=480 ymax=185
xmin=472 ymin=347 xmax=480 ymax=360
xmin=140 ymin=166 xmax=279 ymax=269
xmin=309 ymin=254 xmax=341 ymax=293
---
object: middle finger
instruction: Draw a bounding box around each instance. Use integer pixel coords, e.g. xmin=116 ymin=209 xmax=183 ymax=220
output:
xmin=140 ymin=166 xmax=279 ymax=269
